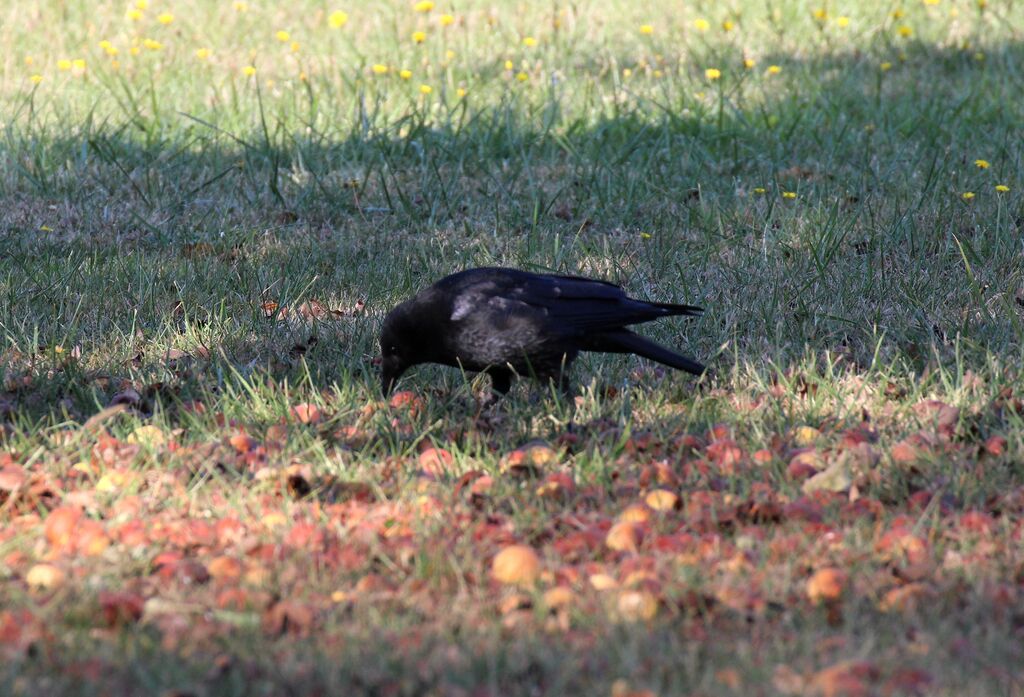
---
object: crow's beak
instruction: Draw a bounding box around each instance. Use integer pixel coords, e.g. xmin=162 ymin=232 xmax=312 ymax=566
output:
xmin=380 ymin=359 xmax=404 ymax=397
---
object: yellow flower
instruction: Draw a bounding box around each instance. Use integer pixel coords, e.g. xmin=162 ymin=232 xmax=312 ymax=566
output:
xmin=413 ymin=0 xmax=434 ymax=11
xmin=456 ymin=87 xmax=467 ymax=98
xmin=328 ymin=11 xmax=349 ymax=28
xmin=276 ymin=30 xmax=291 ymax=42
xmin=782 ymin=191 xmax=796 ymax=199
xmin=639 ymin=24 xmax=654 ymax=35
xmin=126 ymin=8 xmax=143 ymax=20
xmin=143 ymin=38 xmax=163 ymax=50
xmin=892 ymin=9 xmax=906 ymax=19
xmin=766 ymin=64 xmax=781 ymax=75
xmin=639 ymin=232 xmax=652 ymax=239
xmin=653 ymin=69 xmax=663 ymax=78
xmin=523 ymin=36 xmax=537 ymax=47
xmin=419 ymin=84 xmax=432 ymax=94
xmin=836 ymin=16 xmax=850 ymax=27
xmin=722 ymin=20 xmax=735 ymax=31
xmin=880 ymin=61 xmax=893 ymax=71
xmin=157 ymin=12 xmax=173 ymax=24
xmin=897 ymin=25 xmax=913 ymax=37
xmin=961 ymin=191 xmax=975 ymax=200
xmin=299 ymin=71 xmax=307 ymax=81
xmin=100 ymin=40 xmax=119 ymax=56
xmin=753 ymin=187 xmax=766 ymax=195
xmin=995 ymin=184 xmax=1009 ymax=192
xmin=30 ymin=74 xmax=43 ymax=84
xmin=445 ymin=49 xmax=455 ymax=60
xmin=196 ymin=48 xmax=212 ymax=60
xmin=24 ymin=56 xmax=33 ymax=65
xmin=693 ymin=18 xmax=710 ymax=31
xmin=233 ymin=1 xmax=249 ymax=11
xmin=622 ymin=68 xmax=632 ymax=78
xmin=975 ymin=159 xmax=990 ymax=169
xmin=290 ymin=41 xmax=300 ymax=53
xmin=977 ymin=0 xmax=988 ymax=7
xmin=704 ymin=67 xmax=721 ymax=80
xmin=504 ymin=60 xmax=514 ymax=70
xmin=130 ymin=46 xmax=141 ymax=55
xmin=411 ymin=30 xmax=427 ymax=43
xmin=922 ymin=0 xmax=939 ymax=5
xmin=135 ymin=0 xmax=148 ymax=8
xmin=516 ymin=71 xmax=528 ymax=82
xmin=71 ymin=58 xmax=86 ymax=72
xmin=57 ymin=58 xmax=73 ymax=71
xmin=242 ymin=65 xmax=257 ymax=76
xmin=372 ymin=64 xmax=389 ymax=74
xmin=439 ymin=14 xmax=455 ymax=26
xmin=812 ymin=8 xmax=828 ymax=20
xmin=399 ymin=69 xmax=412 ymax=79
xmin=743 ymin=57 xmax=757 ymax=69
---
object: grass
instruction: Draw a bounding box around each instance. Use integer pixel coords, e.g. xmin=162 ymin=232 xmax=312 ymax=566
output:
xmin=2 ymin=0 xmax=1024 ymax=694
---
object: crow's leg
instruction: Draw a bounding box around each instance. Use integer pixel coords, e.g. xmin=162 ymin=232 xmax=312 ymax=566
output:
xmin=477 ymin=366 xmax=514 ymax=407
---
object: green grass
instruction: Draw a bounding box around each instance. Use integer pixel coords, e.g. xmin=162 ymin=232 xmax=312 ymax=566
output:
xmin=2 ymin=0 xmax=1024 ymax=695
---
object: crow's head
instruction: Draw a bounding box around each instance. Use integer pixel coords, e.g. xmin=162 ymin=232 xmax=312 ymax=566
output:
xmin=379 ymin=304 xmax=418 ymax=396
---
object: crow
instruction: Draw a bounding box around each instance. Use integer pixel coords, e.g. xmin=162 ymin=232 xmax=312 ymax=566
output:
xmin=379 ymin=267 xmax=707 ymax=397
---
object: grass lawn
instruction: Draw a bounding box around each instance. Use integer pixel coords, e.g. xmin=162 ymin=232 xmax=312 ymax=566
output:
xmin=2 ymin=0 xmax=1024 ymax=694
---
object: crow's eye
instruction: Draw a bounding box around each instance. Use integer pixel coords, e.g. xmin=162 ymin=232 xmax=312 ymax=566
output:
xmin=388 ymin=345 xmax=399 ymax=354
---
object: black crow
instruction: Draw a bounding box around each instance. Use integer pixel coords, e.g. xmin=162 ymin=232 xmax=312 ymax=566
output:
xmin=379 ymin=267 xmax=706 ymax=397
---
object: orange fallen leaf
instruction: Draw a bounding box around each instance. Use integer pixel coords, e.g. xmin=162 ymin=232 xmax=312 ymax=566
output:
xmin=44 ymin=506 xmax=83 ymax=549
xmin=491 ymin=545 xmax=541 ymax=586
xmin=806 ymin=567 xmax=847 ymax=604
xmin=418 ymin=446 xmax=454 ymax=476
xmin=615 ymin=589 xmax=658 ymax=622
xmin=25 ymin=563 xmax=65 ymax=590
xmin=290 ymin=403 xmax=323 ymax=425
xmin=606 ymin=521 xmax=643 ymax=552
xmin=644 ymin=489 xmax=680 ymax=511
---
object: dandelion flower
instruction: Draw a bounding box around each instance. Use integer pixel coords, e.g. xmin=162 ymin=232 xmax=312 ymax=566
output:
xmin=276 ymin=30 xmax=291 ymax=42
xmin=640 ymin=232 xmax=652 ymax=239
xmin=413 ymin=0 xmax=434 ymax=11
xmin=995 ymin=184 xmax=1009 ymax=192
xmin=753 ymin=187 xmax=766 ymax=195
xmin=892 ymin=9 xmax=906 ymax=19
xmin=143 ymin=38 xmax=163 ymax=50
xmin=639 ymin=24 xmax=654 ymax=35
xmin=196 ymin=48 xmax=211 ymax=60
xmin=372 ymin=64 xmax=389 ymax=74
xmin=504 ymin=59 xmax=514 ymax=70
xmin=523 ymin=36 xmax=537 ymax=47
xmin=71 ymin=58 xmax=86 ymax=72
xmin=399 ymin=68 xmax=412 ymax=79
xmin=439 ymin=13 xmax=455 ymax=26
xmin=722 ymin=20 xmax=735 ymax=31
xmin=653 ymin=69 xmax=663 ymax=78
xmin=30 ymin=74 xmax=43 ymax=84
xmin=290 ymin=41 xmax=300 ymax=52
xmin=57 ymin=59 xmax=72 ymax=71
xmin=961 ymin=191 xmax=975 ymax=200
xmin=923 ymin=0 xmax=939 ymax=5
xmin=328 ymin=11 xmax=348 ymax=28
xmin=782 ymin=191 xmax=797 ymax=199
xmin=233 ymin=1 xmax=249 ymax=11
xmin=456 ymin=87 xmax=467 ymax=98
xmin=975 ymin=159 xmax=990 ymax=169
xmin=836 ymin=16 xmax=850 ymax=27
xmin=445 ymin=49 xmax=455 ymax=60
xmin=812 ymin=8 xmax=828 ymax=20
xmin=419 ymin=84 xmax=432 ymax=94
xmin=622 ymin=68 xmax=632 ymax=78
xmin=157 ymin=12 xmax=173 ymax=24
xmin=242 ymin=65 xmax=257 ymax=77
xmin=743 ymin=57 xmax=757 ymax=69
xmin=766 ymin=64 xmax=782 ymax=75
xmin=515 ymin=71 xmax=528 ymax=82
xmin=880 ymin=61 xmax=893 ymax=71
xmin=897 ymin=25 xmax=913 ymax=37
xmin=411 ymin=30 xmax=427 ymax=43
xmin=135 ymin=0 xmax=148 ymax=8
xmin=126 ymin=8 xmax=143 ymax=20
xmin=693 ymin=18 xmax=710 ymax=31
xmin=704 ymin=67 xmax=721 ymax=80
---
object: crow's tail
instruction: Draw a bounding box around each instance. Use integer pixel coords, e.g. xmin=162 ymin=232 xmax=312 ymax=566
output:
xmin=592 ymin=331 xmax=707 ymax=376
xmin=651 ymin=302 xmax=703 ymax=318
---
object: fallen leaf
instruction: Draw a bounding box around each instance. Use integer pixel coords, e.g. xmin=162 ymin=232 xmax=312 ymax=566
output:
xmin=126 ymin=424 xmax=167 ymax=448
xmin=644 ymin=489 xmax=680 ymax=511
xmin=606 ymin=521 xmax=643 ymax=552
xmin=291 ymin=403 xmax=323 ymax=425
xmin=802 ymin=459 xmax=852 ymax=494
xmin=491 ymin=545 xmax=541 ymax=586
xmin=615 ymin=589 xmax=658 ymax=622
xmin=25 ymin=563 xmax=65 ymax=590
xmin=806 ymin=567 xmax=847 ymax=604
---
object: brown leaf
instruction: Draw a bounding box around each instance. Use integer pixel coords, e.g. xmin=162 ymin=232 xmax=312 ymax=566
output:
xmin=262 ymin=601 xmax=315 ymax=636
xmin=806 ymin=567 xmax=848 ymax=604
xmin=0 ymin=464 xmax=27 ymax=492
xmin=491 ymin=545 xmax=541 ymax=587
xmin=290 ymin=403 xmax=323 ymax=425
xmin=98 ymin=591 xmax=145 ymax=627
